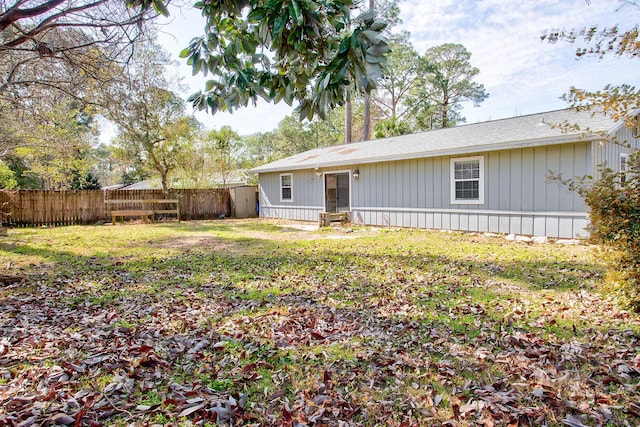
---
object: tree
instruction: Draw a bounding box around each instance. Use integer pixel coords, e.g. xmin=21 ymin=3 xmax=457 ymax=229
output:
xmin=362 ymin=0 xmax=375 ymax=142
xmin=0 ymin=160 xmax=16 ymax=190
xmin=3 ymin=155 xmax=41 ymax=189
xmin=373 ymin=116 xmax=412 ymax=138
xmin=0 ymin=0 xmax=159 ymax=97
xmin=312 ymin=104 xmax=356 ymax=146
xmin=204 ymin=126 xmax=242 ymax=188
xmin=542 ymin=3 xmax=640 ymax=124
xmin=104 ymin=43 xmax=198 ymax=194
xmin=111 ymin=104 xmax=197 ymax=194
xmin=72 ymin=172 xmax=101 ymax=189
xmin=408 ymin=43 xmax=488 ymax=129
xmin=238 ymin=105 xmax=363 ymax=169
xmin=174 ymin=126 xmax=244 ymax=189
xmin=11 ymin=101 xmax=97 ymax=189
xmin=271 ymin=106 xmax=364 ymax=155
xmin=90 ymin=143 xmax=121 ymax=187
xmin=273 ymin=115 xmax=317 ymax=155
xmin=361 ymin=0 xmax=400 ymax=141
xmin=558 ymin=152 xmax=640 ymax=310
xmin=2 ymin=0 xmax=390 ymax=160
xmin=544 ymin=1 xmax=640 ymax=309
xmin=370 ymin=41 xmax=489 ymax=134
xmin=180 ymin=0 xmax=389 ymax=121
xmin=0 ymin=0 xmax=161 ymax=160
xmin=371 ymin=34 xmax=423 ymax=135
xmin=240 ymin=132 xmax=278 ymax=168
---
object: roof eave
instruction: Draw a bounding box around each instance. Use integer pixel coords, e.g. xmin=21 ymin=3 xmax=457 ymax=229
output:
xmin=607 ymin=106 xmax=640 ymax=136
xmin=251 ymin=133 xmax=604 ymax=174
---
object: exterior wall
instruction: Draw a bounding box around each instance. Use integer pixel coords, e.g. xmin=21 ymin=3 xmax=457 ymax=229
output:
xmin=258 ymin=142 xmax=593 ymax=238
xmin=592 ymin=123 xmax=640 ymax=178
xmin=259 ymin=169 xmax=324 ymax=221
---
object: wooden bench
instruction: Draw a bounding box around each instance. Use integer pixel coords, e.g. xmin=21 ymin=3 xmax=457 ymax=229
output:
xmin=105 ymin=199 xmax=180 ymax=223
xmin=319 ymin=211 xmax=350 ymax=227
xmin=111 ymin=209 xmax=154 ymax=223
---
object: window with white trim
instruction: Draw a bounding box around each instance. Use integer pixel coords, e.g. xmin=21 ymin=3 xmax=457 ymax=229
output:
xmin=280 ymin=173 xmax=292 ymax=202
xmin=621 ymin=153 xmax=629 ymax=184
xmin=450 ymin=156 xmax=484 ymax=204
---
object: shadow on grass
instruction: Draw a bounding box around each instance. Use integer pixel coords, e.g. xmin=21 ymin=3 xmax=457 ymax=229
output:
xmin=1 ymin=224 xmax=633 ymax=426
xmin=169 ymin=219 xmax=285 ymax=234
xmin=0 ymin=224 xmax=604 ymax=300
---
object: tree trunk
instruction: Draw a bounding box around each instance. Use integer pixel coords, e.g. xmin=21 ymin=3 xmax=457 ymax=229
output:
xmin=363 ymin=92 xmax=371 ymax=141
xmin=345 ymin=86 xmax=352 ymax=144
xmin=361 ymin=0 xmax=375 ymax=141
xmin=441 ymin=101 xmax=448 ymax=128
xmin=160 ymin=172 xmax=169 ymax=197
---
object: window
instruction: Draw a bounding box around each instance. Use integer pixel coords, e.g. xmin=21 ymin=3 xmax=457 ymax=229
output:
xmin=621 ymin=153 xmax=629 ymax=184
xmin=450 ymin=156 xmax=484 ymax=204
xmin=280 ymin=173 xmax=292 ymax=202
xmin=633 ymin=116 xmax=640 ymax=138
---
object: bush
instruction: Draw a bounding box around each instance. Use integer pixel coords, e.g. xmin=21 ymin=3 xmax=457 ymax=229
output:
xmin=0 ymin=161 xmax=17 ymax=190
xmin=570 ymin=149 xmax=640 ymax=310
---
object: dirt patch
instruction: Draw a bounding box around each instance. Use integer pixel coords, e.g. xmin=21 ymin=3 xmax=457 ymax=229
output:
xmin=279 ymin=224 xmax=319 ymax=232
xmin=152 ymin=235 xmax=232 ymax=249
xmin=150 ymin=219 xmax=380 ymax=245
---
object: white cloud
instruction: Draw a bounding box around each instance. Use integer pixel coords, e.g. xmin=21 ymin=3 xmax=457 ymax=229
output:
xmin=152 ymin=0 xmax=640 ymax=134
xmin=398 ymin=0 xmax=639 ymax=123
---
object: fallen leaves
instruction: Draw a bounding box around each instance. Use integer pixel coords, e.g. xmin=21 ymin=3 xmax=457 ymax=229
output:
xmin=0 ymin=222 xmax=639 ymax=426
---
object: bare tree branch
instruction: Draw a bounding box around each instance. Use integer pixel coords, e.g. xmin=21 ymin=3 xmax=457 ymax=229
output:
xmin=0 ymin=0 xmax=67 ymax=31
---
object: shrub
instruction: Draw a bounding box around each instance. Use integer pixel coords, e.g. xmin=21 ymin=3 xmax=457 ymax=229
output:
xmin=0 ymin=161 xmax=17 ymax=190
xmin=569 ymin=149 xmax=640 ymax=310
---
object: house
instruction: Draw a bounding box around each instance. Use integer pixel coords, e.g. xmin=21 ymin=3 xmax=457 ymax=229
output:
xmin=250 ymin=109 xmax=638 ymax=238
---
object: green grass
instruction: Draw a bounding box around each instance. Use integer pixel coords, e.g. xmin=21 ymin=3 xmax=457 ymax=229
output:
xmin=1 ymin=219 xmax=638 ymax=426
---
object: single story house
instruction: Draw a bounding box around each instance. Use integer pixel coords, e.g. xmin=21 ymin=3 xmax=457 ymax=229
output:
xmin=250 ymin=109 xmax=638 ymax=238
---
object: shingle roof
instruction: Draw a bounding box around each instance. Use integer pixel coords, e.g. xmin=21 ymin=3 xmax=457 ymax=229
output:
xmin=250 ymin=109 xmax=618 ymax=173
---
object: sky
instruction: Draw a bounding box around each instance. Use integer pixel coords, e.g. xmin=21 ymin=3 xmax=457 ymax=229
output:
xmin=155 ymin=0 xmax=640 ymax=136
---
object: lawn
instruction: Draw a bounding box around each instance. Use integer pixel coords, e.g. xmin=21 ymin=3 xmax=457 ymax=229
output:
xmin=1 ymin=220 xmax=639 ymax=426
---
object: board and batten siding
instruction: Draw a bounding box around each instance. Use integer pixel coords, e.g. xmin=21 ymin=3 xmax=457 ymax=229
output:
xmin=592 ymin=123 xmax=640 ymax=179
xmin=258 ymin=141 xmax=592 ymax=238
xmin=350 ymin=142 xmax=591 ymax=238
xmin=259 ymin=169 xmax=324 ymax=221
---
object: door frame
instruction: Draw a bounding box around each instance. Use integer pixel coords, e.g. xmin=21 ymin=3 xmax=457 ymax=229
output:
xmin=322 ymin=169 xmax=352 ymax=213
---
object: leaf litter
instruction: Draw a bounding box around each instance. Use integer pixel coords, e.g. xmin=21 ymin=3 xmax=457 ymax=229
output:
xmin=0 ymin=221 xmax=639 ymax=426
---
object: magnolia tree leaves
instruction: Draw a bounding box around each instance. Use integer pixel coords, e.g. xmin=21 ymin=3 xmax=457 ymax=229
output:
xmin=176 ymin=0 xmax=388 ymax=120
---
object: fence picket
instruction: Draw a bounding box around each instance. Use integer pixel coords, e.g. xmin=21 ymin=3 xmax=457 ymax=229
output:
xmin=1 ymin=188 xmax=234 ymax=227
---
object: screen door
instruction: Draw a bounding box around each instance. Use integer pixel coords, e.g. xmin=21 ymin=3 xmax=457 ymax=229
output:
xmin=325 ymin=172 xmax=350 ymax=212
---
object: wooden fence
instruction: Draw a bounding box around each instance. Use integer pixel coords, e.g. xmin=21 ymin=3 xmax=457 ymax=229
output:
xmin=0 ymin=190 xmax=105 ymax=227
xmin=0 ymin=188 xmax=232 ymax=227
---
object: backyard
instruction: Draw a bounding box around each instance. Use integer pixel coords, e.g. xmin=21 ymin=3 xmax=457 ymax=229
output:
xmin=0 ymin=220 xmax=639 ymax=426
